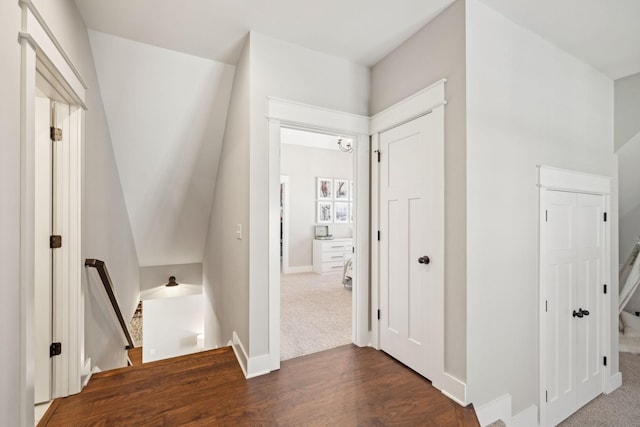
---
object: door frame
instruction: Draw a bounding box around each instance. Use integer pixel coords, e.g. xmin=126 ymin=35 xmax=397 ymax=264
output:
xmin=537 ymin=165 xmax=613 ymax=425
xmin=19 ymin=1 xmax=87 ymax=425
xmin=279 ymin=175 xmax=292 ymax=273
xmin=370 ymin=79 xmax=466 ymax=405
xmin=267 ymin=98 xmax=370 ymax=370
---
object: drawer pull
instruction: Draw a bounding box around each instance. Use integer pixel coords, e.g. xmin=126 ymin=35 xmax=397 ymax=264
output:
xmin=332 ymin=265 xmax=342 ymax=269
xmin=332 ymin=256 xmax=343 ymax=259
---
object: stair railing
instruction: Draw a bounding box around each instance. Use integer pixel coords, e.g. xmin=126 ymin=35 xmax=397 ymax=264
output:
xmin=85 ymin=258 xmax=135 ymax=349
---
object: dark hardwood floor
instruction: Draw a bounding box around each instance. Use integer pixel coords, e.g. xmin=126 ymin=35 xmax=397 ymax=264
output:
xmin=127 ymin=347 xmax=143 ymax=366
xmin=41 ymin=345 xmax=478 ymax=426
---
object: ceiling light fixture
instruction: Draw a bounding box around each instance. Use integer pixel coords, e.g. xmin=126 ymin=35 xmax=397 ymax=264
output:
xmin=337 ymin=137 xmax=353 ymax=153
xmin=165 ymin=276 xmax=179 ymax=287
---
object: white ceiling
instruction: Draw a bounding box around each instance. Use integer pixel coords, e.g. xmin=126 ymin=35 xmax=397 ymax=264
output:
xmin=75 ymin=0 xmax=640 ymax=78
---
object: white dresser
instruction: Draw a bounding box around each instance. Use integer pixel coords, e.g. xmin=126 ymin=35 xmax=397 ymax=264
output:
xmin=312 ymin=238 xmax=353 ymax=274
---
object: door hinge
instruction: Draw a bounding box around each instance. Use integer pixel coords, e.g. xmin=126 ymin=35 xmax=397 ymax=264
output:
xmin=50 ymin=342 xmax=62 ymax=357
xmin=50 ymin=235 xmax=62 ymax=249
xmin=604 ymin=212 xmax=607 ymax=222
xmin=604 ymin=284 xmax=608 ymax=294
xmin=545 ymin=210 xmax=548 ymax=222
xmin=377 ymin=230 xmax=381 ymax=241
xmin=352 ymin=247 xmax=355 ymax=254
xmin=50 ymin=127 xmax=62 ymax=141
xmin=603 ymin=356 xmax=607 ymax=366
xmin=545 ymin=390 xmax=548 ymax=403
xmin=375 ymin=150 xmax=381 ymax=163
xmin=377 ymin=309 xmax=381 ymax=320
xmin=545 ymin=300 xmax=548 ymax=312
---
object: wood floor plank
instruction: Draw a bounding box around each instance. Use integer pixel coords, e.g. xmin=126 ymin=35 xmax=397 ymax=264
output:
xmin=42 ymin=345 xmax=478 ymax=426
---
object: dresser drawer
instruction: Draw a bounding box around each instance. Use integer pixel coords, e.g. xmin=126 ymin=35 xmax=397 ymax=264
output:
xmin=320 ymin=252 xmax=346 ymax=262
xmin=321 ymin=261 xmax=345 ymax=273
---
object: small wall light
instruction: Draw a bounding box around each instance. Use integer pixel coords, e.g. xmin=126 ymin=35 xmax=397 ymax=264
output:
xmin=165 ymin=276 xmax=179 ymax=287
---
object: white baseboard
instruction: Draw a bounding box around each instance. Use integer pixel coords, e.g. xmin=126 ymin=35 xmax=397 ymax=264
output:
xmin=476 ymin=394 xmax=512 ymax=426
xmin=511 ymin=405 xmax=538 ymax=427
xmin=283 ymin=265 xmax=313 ymax=274
xmin=476 ymin=395 xmax=539 ymax=427
xmin=229 ymin=331 xmax=272 ymax=379
xmin=606 ymin=371 xmax=623 ymax=393
xmin=436 ymin=373 xmax=467 ymax=406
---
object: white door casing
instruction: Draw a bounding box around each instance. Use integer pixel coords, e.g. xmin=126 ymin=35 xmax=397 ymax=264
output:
xmin=539 ymin=166 xmax=611 ymax=426
xmin=20 ymin=1 xmax=87 ymax=424
xmin=34 ymin=96 xmax=53 ymax=404
xmin=378 ymin=113 xmax=441 ymax=381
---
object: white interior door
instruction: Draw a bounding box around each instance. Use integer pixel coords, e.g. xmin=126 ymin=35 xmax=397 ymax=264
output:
xmin=542 ymin=190 xmax=604 ymax=425
xmin=378 ymin=112 xmax=443 ymax=381
xmin=34 ymin=96 xmax=53 ymax=404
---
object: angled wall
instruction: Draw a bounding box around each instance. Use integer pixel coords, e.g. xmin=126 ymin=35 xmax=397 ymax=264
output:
xmin=31 ymin=0 xmax=141 ymax=371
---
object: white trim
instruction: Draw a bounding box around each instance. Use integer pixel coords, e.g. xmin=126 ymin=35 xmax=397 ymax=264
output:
xmin=606 ymin=371 xmax=622 ymax=394
xmin=512 ymin=405 xmax=539 ymax=427
xmin=538 ymin=166 xmax=612 ymax=426
xmin=283 ymin=266 xmax=313 ymax=274
xmin=229 ymin=332 xmax=248 ymax=377
xmin=537 ymin=165 xmax=611 ymax=195
xmin=436 ymin=373 xmax=467 ymax=406
xmin=371 ymin=82 xmax=451 ymax=397
xmin=19 ymin=1 xmax=85 ymax=424
xmin=267 ymin=99 xmax=371 ymax=371
xmin=370 ymin=79 xmax=446 ymax=134
xmin=475 ymin=394 xmax=511 ymax=427
xmin=280 ymin=176 xmax=291 ymax=274
xmin=229 ymin=332 xmax=271 ymax=379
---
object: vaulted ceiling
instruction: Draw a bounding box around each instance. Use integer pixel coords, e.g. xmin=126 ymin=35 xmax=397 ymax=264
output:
xmin=76 ymin=0 xmax=640 ymax=267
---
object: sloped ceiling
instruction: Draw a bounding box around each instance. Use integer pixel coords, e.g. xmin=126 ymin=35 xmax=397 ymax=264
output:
xmin=76 ymin=0 xmax=640 ymax=78
xmin=89 ymin=31 xmax=235 ymax=266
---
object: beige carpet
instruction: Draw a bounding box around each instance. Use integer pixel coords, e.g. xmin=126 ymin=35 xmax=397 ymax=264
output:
xmin=560 ymin=352 xmax=640 ymax=426
xmin=280 ymin=271 xmax=352 ymax=361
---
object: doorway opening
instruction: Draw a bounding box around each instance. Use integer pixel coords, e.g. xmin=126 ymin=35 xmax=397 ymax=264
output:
xmin=279 ymin=127 xmax=355 ymax=360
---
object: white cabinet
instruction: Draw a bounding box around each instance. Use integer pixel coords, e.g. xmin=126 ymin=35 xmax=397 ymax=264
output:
xmin=313 ymin=238 xmax=353 ymax=274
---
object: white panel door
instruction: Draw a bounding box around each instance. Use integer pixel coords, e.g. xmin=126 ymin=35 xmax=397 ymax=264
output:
xmin=542 ymin=190 xmax=604 ymax=425
xmin=34 ymin=96 xmax=53 ymax=404
xmin=379 ymin=112 xmax=443 ymax=381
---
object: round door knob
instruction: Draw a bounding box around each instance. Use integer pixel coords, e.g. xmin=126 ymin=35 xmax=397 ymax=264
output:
xmin=572 ymin=310 xmax=583 ymax=318
xmin=418 ymin=256 xmax=430 ymax=265
xmin=581 ymin=309 xmax=590 ymax=316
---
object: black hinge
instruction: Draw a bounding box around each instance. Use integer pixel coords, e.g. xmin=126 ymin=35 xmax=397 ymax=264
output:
xmin=604 ymin=212 xmax=607 ymax=222
xmin=375 ymin=150 xmax=381 ymax=163
xmin=603 ymin=356 xmax=607 ymax=366
xmin=377 ymin=231 xmax=381 ymax=241
xmin=50 ymin=235 xmax=62 ymax=248
xmin=352 ymin=247 xmax=355 ymax=254
xmin=545 ymin=390 xmax=548 ymax=403
xmin=545 ymin=300 xmax=548 ymax=312
xmin=604 ymin=284 xmax=608 ymax=294
xmin=50 ymin=127 xmax=62 ymax=141
xmin=545 ymin=210 xmax=548 ymax=222
xmin=50 ymin=342 xmax=62 ymax=357
xmin=377 ymin=309 xmax=381 ymax=320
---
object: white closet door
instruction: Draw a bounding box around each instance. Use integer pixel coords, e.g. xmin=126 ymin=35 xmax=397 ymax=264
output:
xmin=542 ymin=190 xmax=604 ymax=425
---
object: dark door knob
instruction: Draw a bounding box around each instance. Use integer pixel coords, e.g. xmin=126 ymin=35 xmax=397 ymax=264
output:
xmin=572 ymin=310 xmax=583 ymax=318
xmin=581 ymin=309 xmax=590 ymax=316
xmin=418 ymin=256 xmax=430 ymax=265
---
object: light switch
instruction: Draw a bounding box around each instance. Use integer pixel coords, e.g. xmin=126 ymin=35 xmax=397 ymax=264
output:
xmin=236 ymin=224 xmax=242 ymax=240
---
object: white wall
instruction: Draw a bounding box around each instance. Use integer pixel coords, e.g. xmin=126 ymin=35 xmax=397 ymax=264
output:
xmin=88 ymin=31 xmax=235 ymax=267
xmin=142 ymin=294 xmax=205 ymax=363
xmin=616 ymin=73 xmax=640 ymax=271
xmin=370 ymin=0 xmax=467 ymax=382
xmin=31 ymin=0 xmax=141 ymax=372
xmin=202 ymin=37 xmax=251 ymax=351
xmin=0 ymin=1 xmax=23 ymax=424
xmin=466 ymin=0 xmax=616 ymax=414
xmin=248 ymin=32 xmax=370 ymax=358
xmin=281 ymin=144 xmax=353 ymax=268
xmin=614 ymin=72 xmax=640 ymax=152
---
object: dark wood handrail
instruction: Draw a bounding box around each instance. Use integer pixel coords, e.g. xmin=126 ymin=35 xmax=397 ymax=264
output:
xmin=85 ymin=258 xmax=135 ymax=350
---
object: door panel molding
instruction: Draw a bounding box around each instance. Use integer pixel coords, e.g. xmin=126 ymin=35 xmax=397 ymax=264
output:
xmin=538 ymin=166 xmax=612 ymax=426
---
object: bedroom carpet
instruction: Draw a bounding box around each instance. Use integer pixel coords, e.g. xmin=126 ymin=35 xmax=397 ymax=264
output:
xmin=280 ymin=271 xmax=352 ymax=361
